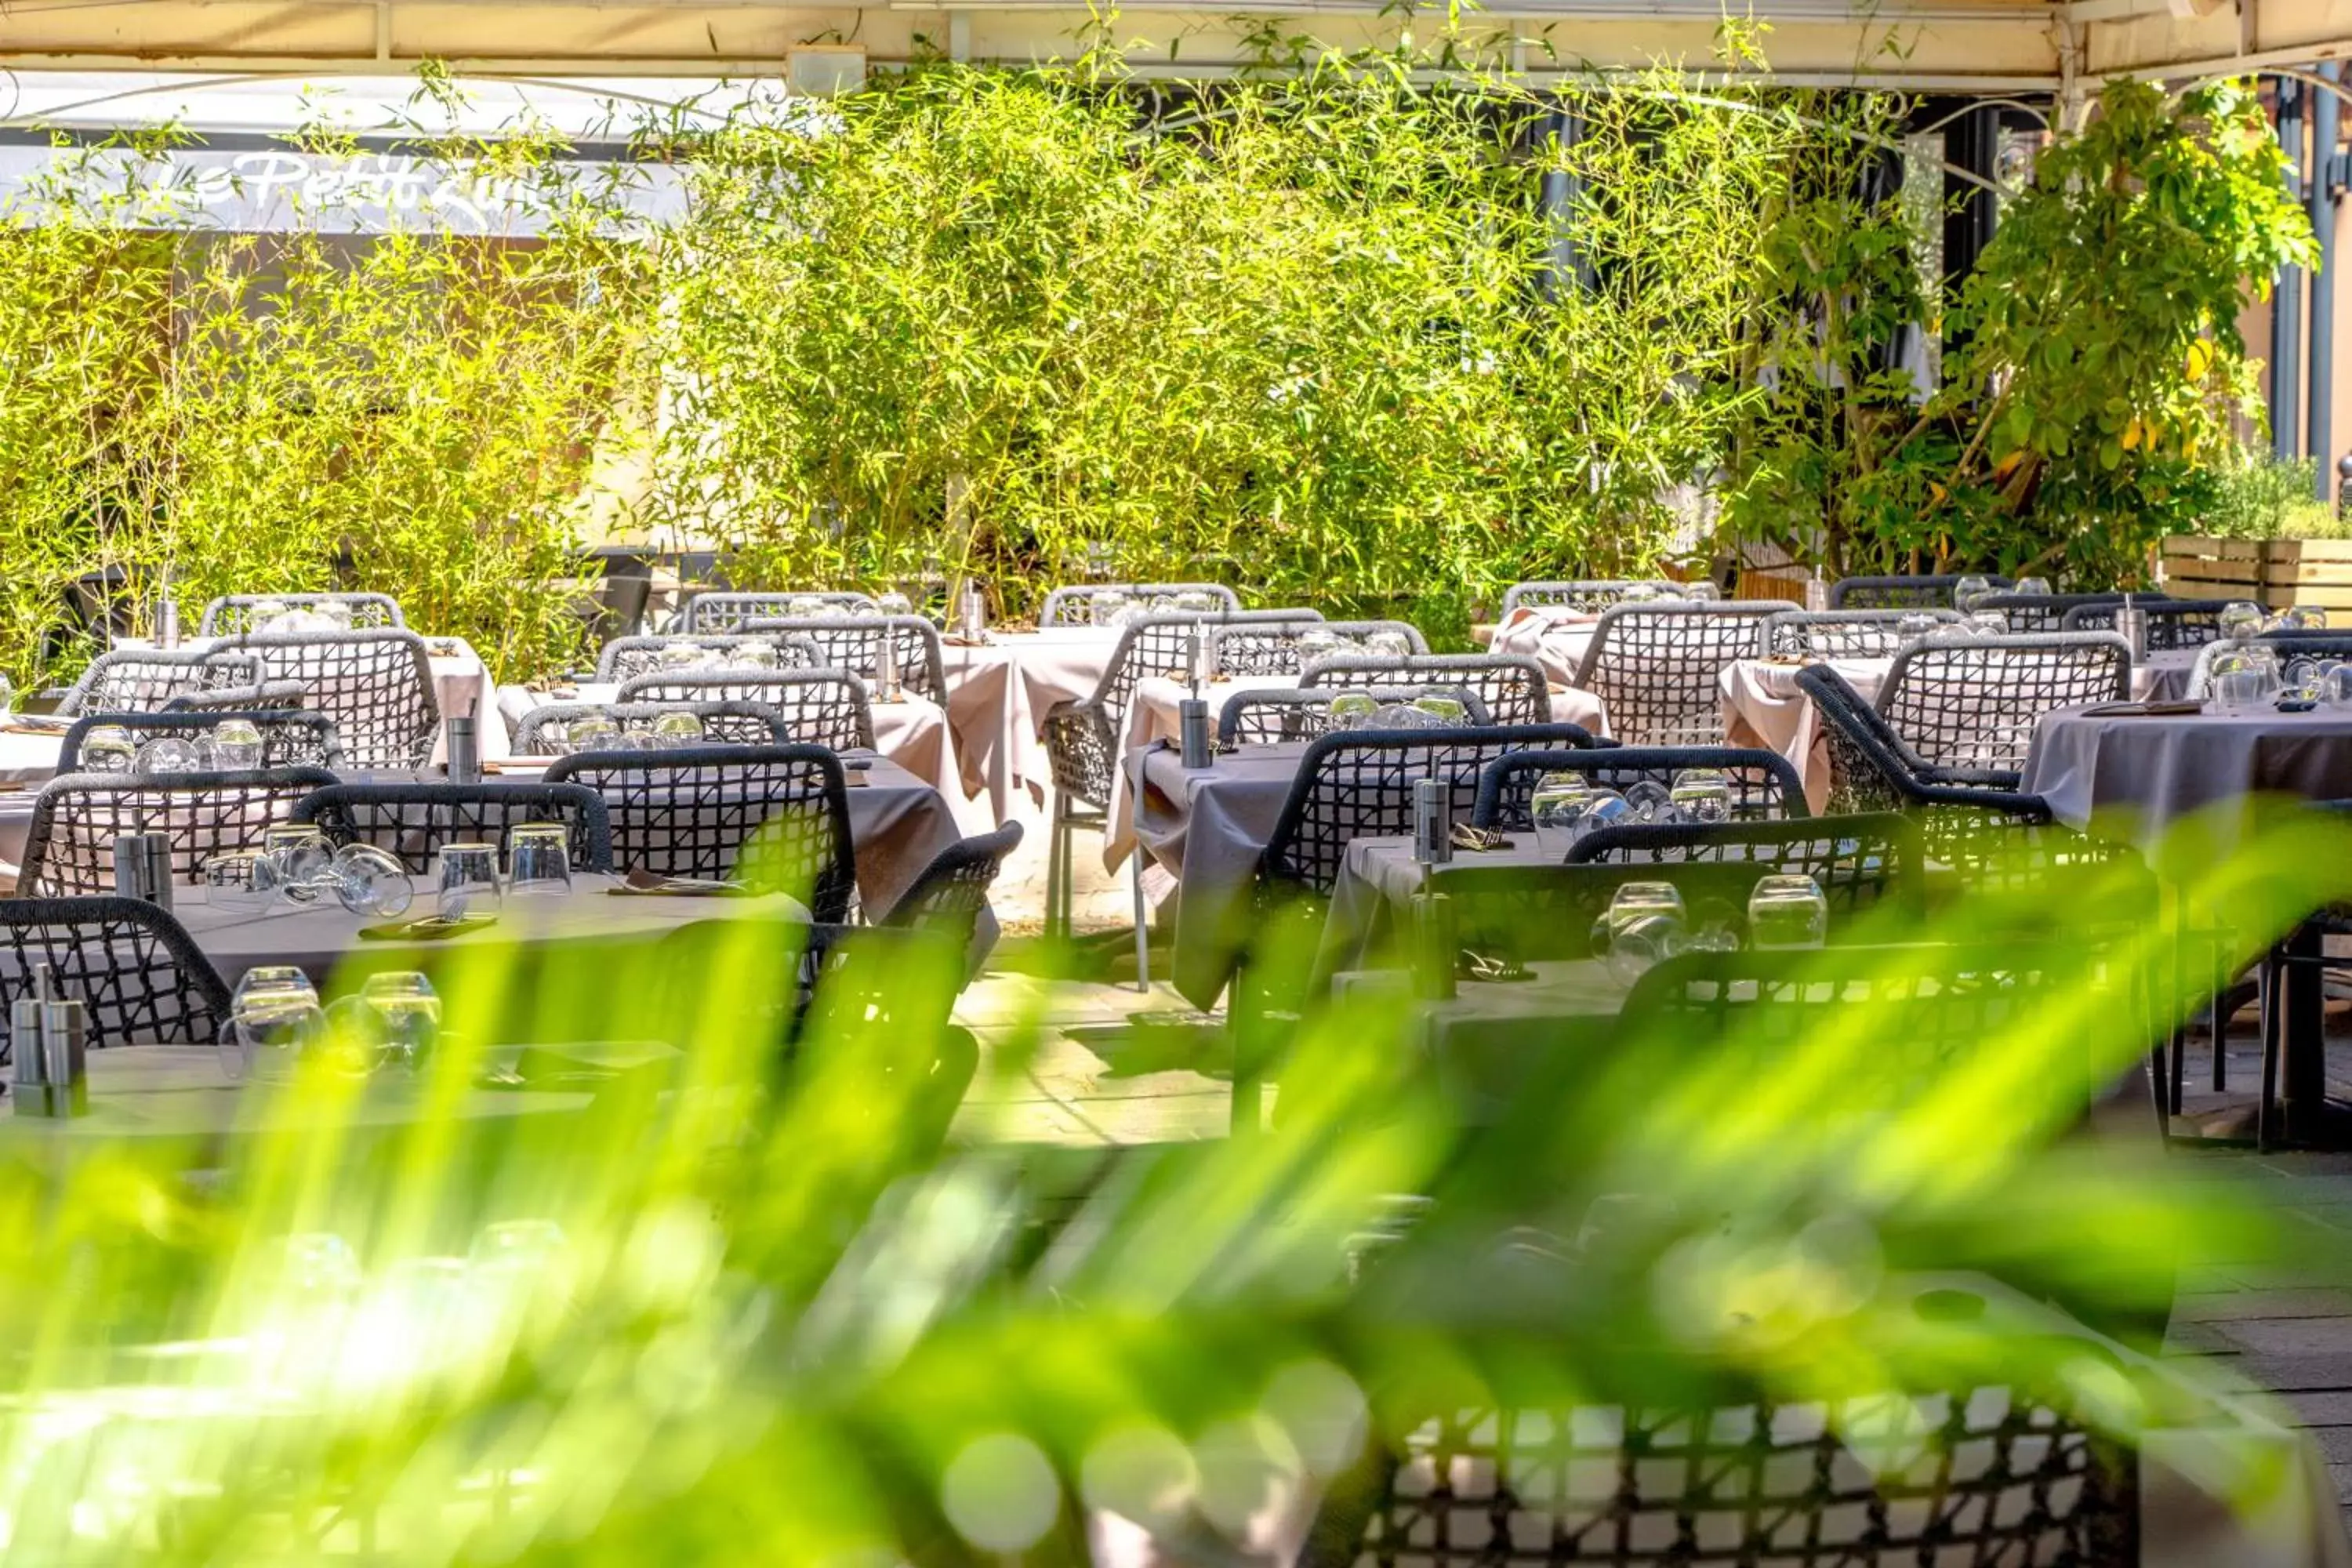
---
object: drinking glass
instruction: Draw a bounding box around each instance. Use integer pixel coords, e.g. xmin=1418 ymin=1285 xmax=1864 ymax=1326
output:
xmin=2322 ymin=663 xmax=2352 ymax=707
xmin=1577 ymin=789 xmax=1633 ymax=836
xmin=262 ymin=824 xmax=334 ymax=903
xmin=650 ymin=711 xmax=706 ymax=748
xmin=2218 ymin=601 xmax=2265 ymax=642
xmin=1951 ymin=575 xmax=1992 ymax=608
xmin=134 ymin=735 xmax=201 ymax=775
xmin=1172 ymin=591 xmax=1219 ymax=615
xmin=1089 ymin=588 xmax=1131 ymax=627
xmin=227 ymin=967 xmax=324 ymax=1082
xmin=1624 ymin=779 xmax=1674 ymax=824
xmin=1748 ymin=873 xmax=1830 ymax=950
xmin=361 ymin=971 xmax=441 ymax=1071
xmin=786 ymin=594 xmax=828 ymax=619
xmin=1682 ymin=581 xmax=1722 ymax=601
xmin=1529 ymin=772 xmax=1595 ymax=857
xmin=1410 ymin=694 xmax=1468 ymax=727
xmin=1668 ymin=768 xmax=1733 ymax=826
xmin=1620 ymin=583 xmax=1663 ymax=604
xmin=203 ymin=851 xmax=274 ymax=915
xmin=506 ymin=822 xmax=573 ymax=898
xmin=2013 ymin=576 xmax=2053 ymax=596
xmin=1325 ymin=692 xmax=1378 ymax=731
xmin=209 ymin=718 xmax=265 ymax=771
xmin=330 ymin=843 xmax=413 ymax=919
xmin=1592 ymin=882 xmax=1688 ymax=985
xmin=249 ymin=598 xmax=290 ymax=631
xmin=2212 ymin=667 xmax=2271 ymax=713
xmin=735 ymin=640 xmax=782 ymax=670
xmin=78 ymin=724 xmax=135 ymax=773
xmin=1965 ymin=611 xmax=2010 ymax=637
xmin=1297 ymin=629 xmax=1346 ymax=668
xmin=848 ymin=597 xmax=882 ymax=619
xmin=565 ymin=714 xmax=622 ymax=753
xmin=1368 ymin=702 xmax=1424 ymax=730
xmin=318 ymin=600 xmax=354 ymax=630
xmin=877 ymin=590 xmax=914 ymax=617
xmin=434 ymin=842 xmax=503 ymax=921
xmin=656 ymin=641 xmax=705 ymax=671
xmin=1364 ymin=630 xmax=1415 ymax=659
xmin=1896 ymin=612 xmax=1941 ymax=641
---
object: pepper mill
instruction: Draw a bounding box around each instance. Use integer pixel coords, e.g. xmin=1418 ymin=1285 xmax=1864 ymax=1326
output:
xmin=41 ymin=977 xmax=87 ymax=1118
xmin=1179 ymin=699 xmax=1213 ymax=769
xmin=11 ymin=966 xmax=48 ymax=1115
xmin=1413 ymin=778 xmax=1454 ymax=867
xmin=446 ymin=716 xmax=480 ymax=784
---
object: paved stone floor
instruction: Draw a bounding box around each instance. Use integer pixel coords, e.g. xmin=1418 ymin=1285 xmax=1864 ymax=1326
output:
xmin=953 ymin=950 xmax=2352 ymax=1524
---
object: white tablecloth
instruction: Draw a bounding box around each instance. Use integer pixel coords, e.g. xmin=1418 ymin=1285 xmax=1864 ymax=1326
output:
xmin=939 ymin=627 xmax=1121 ymax=819
xmin=1489 ymin=605 xmax=1599 ymax=685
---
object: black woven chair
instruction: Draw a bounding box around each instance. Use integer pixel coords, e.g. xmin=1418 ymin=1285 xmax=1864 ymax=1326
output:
xmin=1759 ymin=608 xmax=1964 ymax=659
xmin=1218 ymin=687 xmax=1490 ymax=747
xmin=877 ymin=821 xmax=1022 ymax=941
xmin=1299 ymin=653 xmax=1552 ymax=727
xmin=1794 ymin=663 xmax=2046 ymax=812
xmin=2059 ymin=597 xmax=2226 ymax=649
xmin=56 ymin=649 xmax=264 ymax=716
xmin=292 ymin=782 xmax=614 ymax=875
xmin=1039 ymin=610 xmax=1314 ymax=938
xmin=1875 ymin=633 xmax=2131 ymax=772
xmin=1207 ymin=619 xmax=1429 ymax=679
xmin=1570 ymin=601 xmax=1799 ymax=745
xmin=2183 ymin=631 xmax=2352 ymax=697
xmin=738 ymin=614 xmax=948 ymax=702
xmin=595 ymin=634 xmax=821 ymax=683
xmin=1499 ymin=579 xmax=1682 ymax=615
xmin=614 ymin=670 xmax=875 ymax=752
xmin=1472 ymin=746 xmax=1807 ymax=828
xmin=1567 ymin=812 xmax=1922 ymax=910
xmin=197 ymin=592 xmax=406 ymax=637
xmin=1038 ymin=583 xmax=1243 ymax=626
xmin=0 ymin=896 xmax=235 ymax=1054
xmin=675 ymin=590 xmax=872 ymax=633
xmin=60 ymin=710 xmax=344 ymax=771
xmin=511 ymin=700 xmax=793 ymax=752
xmin=20 ymin=767 xmax=341 ymax=896
xmin=1827 ymin=572 xmax=2012 ymax=610
xmin=161 ymin=680 xmax=314 ymax=716
xmin=209 ymin=630 xmax=441 ymax=771
xmin=1966 ymin=590 xmax=2127 ymax=634
xmin=1303 ymin=1384 xmax=2135 ymax=1568
xmin=543 ymin=744 xmax=855 ymax=920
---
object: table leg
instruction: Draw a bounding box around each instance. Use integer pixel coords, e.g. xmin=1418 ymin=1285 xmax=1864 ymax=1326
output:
xmin=2279 ymin=923 xmax=2352 ymax=1145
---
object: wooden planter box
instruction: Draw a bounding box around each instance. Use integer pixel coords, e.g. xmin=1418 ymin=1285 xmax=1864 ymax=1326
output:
xmin=2160 ymin=535 xmax=2352 ymax=610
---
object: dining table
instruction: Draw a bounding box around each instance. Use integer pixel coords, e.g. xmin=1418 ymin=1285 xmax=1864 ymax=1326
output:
xmin=1126 ymin=740 xmax=1312 ymax=1008
xmin=938 ymin=625 xmax=1123 ymax=819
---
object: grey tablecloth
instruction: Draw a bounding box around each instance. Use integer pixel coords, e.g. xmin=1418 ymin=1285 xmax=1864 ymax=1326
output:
xmin=1318 ymin=834 xmax=1565 ymax=982
xmin=1330 ymin=957 xmax=1624 ymax=1122
xmin=1127 ymin=740 xmax=1309 ymax=1008
xmin=2020 ymin=707 xmax=2352 ymax=837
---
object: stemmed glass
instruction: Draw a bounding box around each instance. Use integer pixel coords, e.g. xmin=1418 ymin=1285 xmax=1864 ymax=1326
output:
xmin=1364 ymin=629 xmax=1415 ymax=659
xmin=261 ymin=824 xmax=335 ymax=904
xmin=2013 ymin=576 xmax=2053 ymax=597
xmin=1410 ymin=694 xmax=1468 ymax=728
xmin=2276 ymin=605 xmax=2328 ymax=632
xmin=1090 ymin=588 xmax=1132 ymax=628
xmin=656 ymin=641 xmax=706 ymax=672
xmin=1593 ymin=882 xmax=1688 ymax=985
xmin=2323 ymin=663 xmax=2352 ymax=708
xmin=1965 ymin=611 xmax=2010 ymax=637
xmin=1896 ymin=612 xmax=1941 ymax=643
xmin=650 ymin=711 xmax=706 ymax=748
xmin=2218 ymin=601 xmax=2265 ymax=642
xmin=1748 ymin=873 xmax=1830 ymax=949
xmin=134 ymin=736 xmax=201 ymax=774
xmin=1668 ymin=768 xmax=1733 ymax=826
xmin=1530 ymin=772 xmax=1594 ymax=857
xmin=331 ymin=844 xmax=414 ymax=919
xmin=225 ymin=967 xmax=324 ymax=1081
xmin=735 ymin=641 xmax=782 ymax=670
xmin=1324 ymin=692 xmax=1378 ymax=731
xmin=204 ymin=851 xmax=274 ymax=915
xmin=1951 ymin=575 xmax=1992 ymax=609
xmin=877 ymin=590 xmax=914 ymax=617
xmin=209 ymin=719 xmax=265 ymax=770
xmin=565 ymin=714 xmax=622 ymax=754
xmin=785 ymin=594 xmax=828 ymax=619
xmin=79 ymin=724 xmax=135 ymax=773
xmin=1624 ymin=780 xmax=1674 ymax=823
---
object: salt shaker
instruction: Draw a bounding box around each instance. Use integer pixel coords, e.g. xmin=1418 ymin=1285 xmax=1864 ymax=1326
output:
xmin=11 ymin=967 xmax=47 ymax=1116
xmin=41 ymin=983 xmax=86 ymax=1117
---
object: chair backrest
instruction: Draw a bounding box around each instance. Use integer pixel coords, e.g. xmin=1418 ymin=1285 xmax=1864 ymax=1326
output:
xmin=879 ymin=820 xmax=1022 ymax=935
xmin=1039 ymin=583 xmax=1242 ymax=626
xmin=20 ymin=768 xmax=341 ymax=896
xmin=292 ymin=782 xmax=613 ymax=874
xmin=1206 ymin=619 xmax=1430 ymax=681
xmin=595 ymin=634 xmax=820 ymax=683
xmin=1760 ymin=609 xmax=1963 ymax=659
xmin=543 ymin=744 xmax=855 ymax=920
xmin=198 ymin=592 xmax=406 ymax=637
xmin=511 ymin=700 xmax=793 ymax=753
xmin=0 ymin=895 xmax=234 ymax=1053
xmin=1261 ymin=724 xmax=1599 ymax=896
xmin=1965 ymin=590 xmax=2125 ymax=634
xmin=1218 ymin=687 xmax=1490 ymax=747
xmin=738 ymin=615 xmax=947 ymax=702
xmin=2058 ymin=597 xmax=2225 ymax=649
xmin=676 ymin=591 xmax=872 ymax=633
xmin=1876 ymin=633 xmax=2131 ymax=771
xmin=1573 ymin=602 xmax=1799 ymax=745
xmin=1092 ymin=611 xmax=1316 ymax=717
xmin=1500 ymin=580 xmax=1682 ymax=615
xmin=161 ymin=680 xmax=313 ymax=715
xmin=2187 ymin=631 xmax=2352 ymax=696
xmin=57 ymin=649 xmax=263 ymax=716
xmin=1565 ymin=811 xmax=1923 ymax=917
xmin=614 ymin=670 xmax=875 ymax=752
xmin=60 ymin=709 xmax=344 ymax=771
xmin=210 ymin=629 xmax=441 ymax=771
xmin=1471 ymin=745 xmax=1806 ymax=829
xmin=1299 ymin=653 xmax=1552 ymax=727
xmin=1827 ymin=573 xmax=2012 ymax=610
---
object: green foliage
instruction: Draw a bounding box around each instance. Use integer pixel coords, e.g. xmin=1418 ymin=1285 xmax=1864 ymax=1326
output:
xmin=2183 ymin=451 xmax=2352 ymax=540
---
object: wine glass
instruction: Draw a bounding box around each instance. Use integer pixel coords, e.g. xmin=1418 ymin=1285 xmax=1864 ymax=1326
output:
xmin=1089 ymin=588 xmax=1131 ymax=628
xmin=2218 ymin=601 xmax=2265 ymax=642
xmin=78 ymin=724 xmax=135 ymax=773
xmin=1624 ymin=779 xmax=1674 ymax=823
xmin=1364 ymin=630 xmax=1415 ymax=659
xmin=876 ymin=591 xmax=914 ymax=618
xmin=1748 ymin=873 xmax=1830 ymax=950
xmin=2013 ymin=576 xmax=2053 ymax=597
xmin=134 ymin=735 xmax=201 ymax=775
xmin=656 ymin=641 xmax=705 ymax=671
xmin=1529 ymin=772 xmax=1595 ymax=857
xmin=203 ymin=851 xmax=274 ymax=915
xmin=1172 ymin=591 xmax=1220 ymax=615
xmin=1668 ymin=768 xmax=1733 ymax=825
xmin=1325 ymin=692 xmax=1377 ymax=731
xmin=735 ymin=640 xmax=783 ymax=670
xmin=2212 ymin=668 xmax=2270 ymax=714
xmin=1951 ymin=575 xmax=1992 ymax=608
xmin=786 ymin=595 xmax=828 ymax=619
xmin=1682 ymin=581 xmax=1722 ymax=602
xmin=209 ymin=718 xmax=265 ymax=771
xmin=848 ymin=597 xmax=882 ymax=619
xmin=1592 ymin=882 xmax=1688 ymax=985
xmin=330 ymin=843 xmax=413 ymax=919
xmin=1410 ymin=694 xmax=1468 ymax=727
xmin=1297 ymin=629 xmax=1346 ymax=669
xmin=262 ymin=824 xmax=335 ymax=904
xmin=434 ymin=842 xmax=503 ymax=921
xmin=506 ymin=822 xmax=573 ymax=898
xmin=249 ymin=598 xmax=290 ymax=631
xmin=1965 ymin=611 xmax=2010 ymax=637
xmin=0 ymin=673 xmax=16 ymax=717
xmin=565 ymin=714 xmax=622 ymax=753
xmin=227 ymin=967 xmax=323 ymax=1082
xmin=361 ymin=971 xmax=441 ymax=1071
xmin=1896 ymin=612 xmax=1940 ymax=642
xmin=2322 ymin=663 xmax=2352 ymax=707
xmin=650 ymin=711 xmax=706 ymax=748
xmin=1577 ymin=789 xmax=1633 ymax=836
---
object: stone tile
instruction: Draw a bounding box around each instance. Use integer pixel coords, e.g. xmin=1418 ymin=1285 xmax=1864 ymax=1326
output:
xmin=2208 ymin=1317 xmax=2352 ymax=1358
xmin=2209 ymin=1355 xmax=2352 ymax=1393
xmin=2313 ymin=1428 xmax=2352 ymax=1466
xmin=2287 ymin=1391 xmax=2352 ymax=1426
xmin=2176 ymin=1289 xmax=2352 ymax=1322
